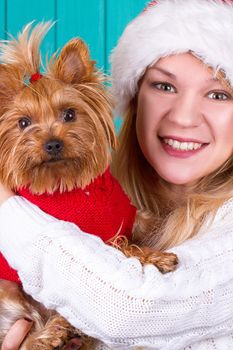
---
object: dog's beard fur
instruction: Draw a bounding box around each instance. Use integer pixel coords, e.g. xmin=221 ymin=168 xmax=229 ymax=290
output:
xmin=0 ymin=62 xmax=115 ymax=195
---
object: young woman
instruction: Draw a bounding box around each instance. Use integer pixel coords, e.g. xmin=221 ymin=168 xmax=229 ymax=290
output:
xmin=1 ymin=0 xmax=233 ymax=349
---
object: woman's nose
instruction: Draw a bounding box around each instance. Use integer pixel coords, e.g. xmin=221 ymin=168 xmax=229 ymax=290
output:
xmin=167 ymin=93 xmax=202 ymax=128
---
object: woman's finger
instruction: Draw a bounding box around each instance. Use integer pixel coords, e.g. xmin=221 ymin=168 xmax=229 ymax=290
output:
xmin=1 ymin=318 xmax=33 ymax=350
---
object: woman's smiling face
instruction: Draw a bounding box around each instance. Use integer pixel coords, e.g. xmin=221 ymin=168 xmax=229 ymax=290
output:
xmin=136 ymin=53 xmax=233 ymax=186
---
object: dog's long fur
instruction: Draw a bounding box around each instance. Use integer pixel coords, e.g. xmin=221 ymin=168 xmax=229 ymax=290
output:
xmin=0 ymin=23 xmax=177 ymax=349
xmin=0 ymin=22 xmax=116 ymax=194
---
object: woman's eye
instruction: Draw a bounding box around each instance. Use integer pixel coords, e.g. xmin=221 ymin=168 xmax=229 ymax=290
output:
xmin=152 ymin=82 xmax=176 ymax=93
xmin=18 ymin=117 xmax=32 ymax=130
xmin=62 ymin=108 xmax=76 ymax=122
xmin=208 ymin=91 xmax=231 ymax=101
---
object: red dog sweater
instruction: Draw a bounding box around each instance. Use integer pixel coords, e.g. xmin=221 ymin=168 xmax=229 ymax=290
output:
xmin=0 ymin=168 xmax=137 ymax=283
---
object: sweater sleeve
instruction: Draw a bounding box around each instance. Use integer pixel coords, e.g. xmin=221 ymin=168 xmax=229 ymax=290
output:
xmin=0 ymin=196 xmax=233 ymax=350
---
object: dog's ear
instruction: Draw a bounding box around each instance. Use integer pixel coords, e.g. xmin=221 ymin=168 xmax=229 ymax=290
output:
xmin=0 ymin=65 xmax=23 ymax=112
xmin=50 ymin=38 xmax=98 ymax=84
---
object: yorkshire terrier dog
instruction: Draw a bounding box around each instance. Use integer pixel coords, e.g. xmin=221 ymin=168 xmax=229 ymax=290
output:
xmin=0 ymin=22 xmax=178 ymax=349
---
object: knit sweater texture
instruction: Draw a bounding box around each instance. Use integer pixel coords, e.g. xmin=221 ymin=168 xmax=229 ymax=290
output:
xmin=1 ymin=198 xmax=233 ymax=349
xmin=0 ymin=168 xmax=136 ymax=283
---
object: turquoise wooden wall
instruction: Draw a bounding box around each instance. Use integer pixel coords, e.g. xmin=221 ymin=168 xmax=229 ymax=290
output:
xmin=0 ymin=0 xmax=148 ymax=130
xmin=0 ymin=1 xmax=148 ymax=71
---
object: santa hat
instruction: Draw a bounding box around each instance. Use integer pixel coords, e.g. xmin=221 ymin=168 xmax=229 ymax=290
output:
xmin=111 ymin=0 xmax=233 ymax=115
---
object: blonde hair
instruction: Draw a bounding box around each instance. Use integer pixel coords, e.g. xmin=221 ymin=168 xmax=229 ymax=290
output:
xmin=112 ymin=93 xmax=233 ymax=250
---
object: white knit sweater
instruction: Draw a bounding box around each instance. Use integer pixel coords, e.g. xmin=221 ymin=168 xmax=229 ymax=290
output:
xmin=0 ymin=196 xmax=233 ymax=350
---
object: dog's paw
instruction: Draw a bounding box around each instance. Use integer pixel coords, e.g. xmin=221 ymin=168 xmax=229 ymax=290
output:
xmin=120 ymin=243 xmax=178 ymax=273
xmin=143 ymin=250 xmax=179 ymax=273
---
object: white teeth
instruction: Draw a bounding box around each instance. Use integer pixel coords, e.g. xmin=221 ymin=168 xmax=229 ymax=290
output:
xmin=163 ymin=138 xmax=203 ymax=151
xmin=180 ymin=142 xmax=188 ymax=150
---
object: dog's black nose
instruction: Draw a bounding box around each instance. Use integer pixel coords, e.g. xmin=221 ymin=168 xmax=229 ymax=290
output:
xmin=44 ymin=139 xmax=64 ymax=156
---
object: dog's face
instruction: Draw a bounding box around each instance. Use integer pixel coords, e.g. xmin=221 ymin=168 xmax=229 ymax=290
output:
xmin=0 ymin=37 xmax=116 ymax=194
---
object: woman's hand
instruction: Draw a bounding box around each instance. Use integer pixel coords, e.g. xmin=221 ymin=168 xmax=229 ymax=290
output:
xmin=1 ymin=318 xmax=33 ymax=350
xmin=0 ymin=183 xmax=14 ymax=206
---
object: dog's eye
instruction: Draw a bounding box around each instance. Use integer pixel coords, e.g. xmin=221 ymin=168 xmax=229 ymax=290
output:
xmin=18 ymin=117 xmax=32 ymax=130
xmin=62 ymin=108 xmax=76 ymax=122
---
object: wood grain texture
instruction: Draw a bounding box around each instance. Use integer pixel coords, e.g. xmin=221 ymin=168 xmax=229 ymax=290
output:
xmin=0 ymin=0 xmax=5 ymax=39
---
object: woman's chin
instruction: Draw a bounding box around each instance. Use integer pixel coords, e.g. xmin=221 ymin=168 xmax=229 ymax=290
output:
xmin=157 ymin=171 xmax=199 ymax=187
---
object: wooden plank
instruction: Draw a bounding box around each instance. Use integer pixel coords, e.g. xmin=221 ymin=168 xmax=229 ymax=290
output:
xmin=106 ymin=0 xmax=147 ymax=127
xmin=6 ymin=0 xmax=56 ymax=62
xmin=0 ymin=0 xmax=5 ymax=39
xmin=56 ymin=0 xmax=105 ymax=69
xmin=106 ymin=0 xmax=147 ymax=73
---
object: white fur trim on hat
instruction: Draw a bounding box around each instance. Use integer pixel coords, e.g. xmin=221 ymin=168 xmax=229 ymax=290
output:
xmin=110 ymin=0 xmax=233 ymax=115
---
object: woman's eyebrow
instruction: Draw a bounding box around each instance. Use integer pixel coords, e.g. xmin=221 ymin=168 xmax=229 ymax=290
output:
xmin=206 ymin=77 xmax=221 ymax=83
xmin=149 ymin=66 xmax=176 ymax=79
xmin=149 ymin=67 xmax=221 ymax=84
